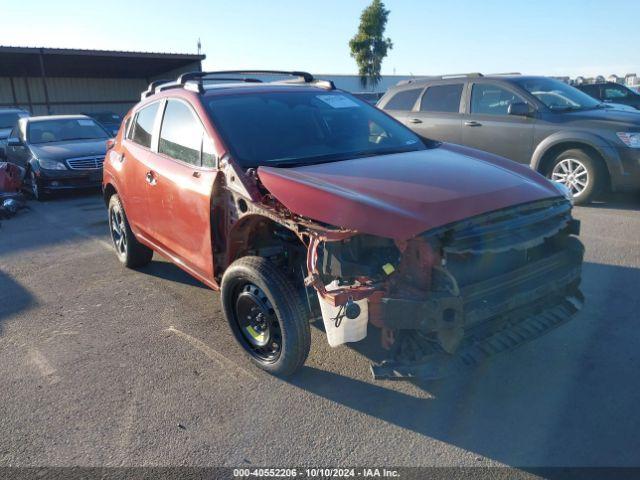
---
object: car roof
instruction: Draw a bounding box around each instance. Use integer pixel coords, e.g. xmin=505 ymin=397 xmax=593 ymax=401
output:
xmin=390 ymin=75 xmax=547 ymax=90
xmin=581 ymin=82 xmax=625 ymax=86
xmin=26 ymin=114 xmax=91 ymax=123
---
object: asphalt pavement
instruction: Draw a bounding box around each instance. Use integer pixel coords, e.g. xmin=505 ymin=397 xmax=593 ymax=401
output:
xmin=1 ymin=190 xmax=639 ymax=468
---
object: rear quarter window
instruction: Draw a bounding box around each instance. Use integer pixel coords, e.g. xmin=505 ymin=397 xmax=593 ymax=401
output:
xmin=383 ymin=88 xmax=422 ymax=111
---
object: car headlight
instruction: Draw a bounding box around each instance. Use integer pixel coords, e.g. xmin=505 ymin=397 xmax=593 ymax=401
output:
xmin=616 ymin=132 xmax=640 ymax=148
xmin=38 ymin=159 xmax=68 ymax=170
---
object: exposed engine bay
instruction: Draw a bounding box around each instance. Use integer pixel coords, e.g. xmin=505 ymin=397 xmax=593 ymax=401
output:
xmin=307 ymin=198 xmax=584 ymax=378
xmin=217 ymin=158 xmax=584 ymax=380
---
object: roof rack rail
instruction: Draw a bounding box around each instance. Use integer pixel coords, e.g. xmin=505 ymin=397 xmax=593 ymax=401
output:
xmin=178 ymin=70 xmax=317 ymax=93
xmin=486 ymin=72 xmax=522 ymax=76
xmin=179 ymin=70 xmax=314 ymax=83
xmin=141 ymin=70 xmax=332 ymax=98
xmin=141 ymin=79 xmax=171 ymax=99
xmin=438 ymin=72 xmax=484 ymax=79
xmin=396 ymin=73 xmax=484 ymax=86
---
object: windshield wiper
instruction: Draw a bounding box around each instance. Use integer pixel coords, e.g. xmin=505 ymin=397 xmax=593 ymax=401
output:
xmin=265 ymin=146 xmax=420 ymax=168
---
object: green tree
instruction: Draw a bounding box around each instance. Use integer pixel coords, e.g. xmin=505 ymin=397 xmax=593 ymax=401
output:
xmin=349 ymin=0 xmax=393 ymax=89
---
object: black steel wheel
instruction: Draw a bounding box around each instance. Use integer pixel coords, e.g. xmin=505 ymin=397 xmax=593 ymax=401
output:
xmin=221 ymin=256 xmax=310 ymax=376
xmin=234 ymin=283 xmax=282 ymax=363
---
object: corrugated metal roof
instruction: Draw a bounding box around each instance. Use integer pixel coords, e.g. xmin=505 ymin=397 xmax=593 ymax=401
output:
xmin=0 ymin=45 xmax=205 ymax=78
xmin=0 ymin=45 xmax=204 ymax=60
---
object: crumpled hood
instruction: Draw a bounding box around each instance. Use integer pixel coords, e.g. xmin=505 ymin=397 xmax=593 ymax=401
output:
xmin=30 ymin=139 xmax=107 ymax=162
xmin=258 ymin=144 xmax=564 ymax=240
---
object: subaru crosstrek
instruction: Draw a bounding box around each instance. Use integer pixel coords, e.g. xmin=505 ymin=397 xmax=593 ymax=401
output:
xmin=103 ymin=71 xmax=584 ymax=379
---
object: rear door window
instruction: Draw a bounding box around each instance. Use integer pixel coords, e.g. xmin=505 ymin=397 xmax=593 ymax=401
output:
xmin=159 ymin=99 xmax=205 ymax=166
xmin=579 ymin=84 xmax=600 ymax=98
xmin=470 ymin=83 xmax=524 ymax=116
xmin=384 ymin=88 xmax=422 ymax=111
xmin=420 ymin=84 xmax=464 ymax=113
xmin=131 ymin=102 xmax=160 ymax=148
xmin=603 ymin=85 xmax=630 ymax=100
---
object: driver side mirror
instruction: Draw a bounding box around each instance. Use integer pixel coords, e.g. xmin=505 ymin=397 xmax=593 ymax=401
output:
xmin=508 ymin=102 xmax=533 ymax=117
xmin=7 ymin=137 xmax=23 ymax=147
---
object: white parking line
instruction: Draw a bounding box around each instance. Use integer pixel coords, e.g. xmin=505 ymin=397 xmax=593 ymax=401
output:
xmin=29 ymin=348 xmax=61 ymax=385
xmin=164 ymin=326 xmax=258 ymax=382
xmin=71 ymin=226 xmax=114 ymax=252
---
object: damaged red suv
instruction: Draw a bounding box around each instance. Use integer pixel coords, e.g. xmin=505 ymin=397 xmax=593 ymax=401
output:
xmin=103 ymin=71 xmax=584 ymax=379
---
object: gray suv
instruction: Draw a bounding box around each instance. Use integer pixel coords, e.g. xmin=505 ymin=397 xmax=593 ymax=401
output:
xmin=378 ymin=74 xmax=640 ymax=204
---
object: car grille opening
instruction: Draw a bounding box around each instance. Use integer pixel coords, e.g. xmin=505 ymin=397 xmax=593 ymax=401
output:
xmin=66 ymin=156 xmax=104 ymax=170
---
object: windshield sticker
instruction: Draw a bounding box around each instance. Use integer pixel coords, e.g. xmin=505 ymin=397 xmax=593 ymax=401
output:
xmin=317 ymin=95 xmax=360 ymax=109
xmin=78 ymin=119 xmax=95 ymax=126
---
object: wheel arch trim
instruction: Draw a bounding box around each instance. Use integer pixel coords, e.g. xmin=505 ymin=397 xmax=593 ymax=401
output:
xmin=531 ymin=132 xmax=622 ymax=178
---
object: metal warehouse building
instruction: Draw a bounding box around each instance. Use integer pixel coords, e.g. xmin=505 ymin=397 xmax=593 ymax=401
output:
xmin=0 ymin=46 xmax=204 ymax=116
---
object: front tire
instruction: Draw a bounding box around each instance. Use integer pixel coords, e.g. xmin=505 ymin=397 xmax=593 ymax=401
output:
xmin=548 ymin=149 xmax=601 ymax=205
xmin=108 ymin=194 xmax=153 ymax=268
xmin=221 ymin=256 xmax=311 ymax=376
xmin=29 ymin=170 xmax=47 ymax=201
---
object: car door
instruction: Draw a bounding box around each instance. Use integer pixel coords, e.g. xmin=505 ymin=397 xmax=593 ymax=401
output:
xmin=6 ymin=123 xmax=30 ymax=168
xmin=144 ymin=98 xmax=219 ymax=281
xmin=462 ymin=81 xmax=535 ymax=164
xmin=119 ymin=101 xmax=162 ymax=236
xmin=405 ymin=83 xmax=464 ymax=144
xmin=579 ymin=84 xmax=602 ymax=102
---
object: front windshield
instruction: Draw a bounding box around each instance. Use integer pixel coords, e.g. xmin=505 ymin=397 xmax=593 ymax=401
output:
xmin=27 ymin=118 xmax=109 ymax=144
xmin=92 ymin=112 xmax=121 ymax=123
xmin=515 ymin=78 xmax=601 ymax=111
xmin=206 ymin=91 xmax=425 ymax=167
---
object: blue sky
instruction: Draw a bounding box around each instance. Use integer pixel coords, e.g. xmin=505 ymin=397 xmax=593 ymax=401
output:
xmin=3 ymin=0 xmax=639 ymax=77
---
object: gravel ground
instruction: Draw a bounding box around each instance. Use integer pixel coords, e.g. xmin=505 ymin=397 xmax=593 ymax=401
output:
xmin=0 ymin=190 xmax=639 ymax=468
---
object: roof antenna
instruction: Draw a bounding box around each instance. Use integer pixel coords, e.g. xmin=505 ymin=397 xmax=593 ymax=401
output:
xmin=197 ymin=38 xmax=202 ymax=55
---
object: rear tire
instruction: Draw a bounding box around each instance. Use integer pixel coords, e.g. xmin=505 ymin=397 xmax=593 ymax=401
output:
xmin=221 ymin=256 xmax=311 ymax=376
xmin=547 ymin=149 xmax=601 ymax=205
xmin=108 ymin=194 xmax=153 ymax=268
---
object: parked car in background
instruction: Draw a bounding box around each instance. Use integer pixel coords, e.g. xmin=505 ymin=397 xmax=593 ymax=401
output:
xmin=83 ymin=111 xmax=122 ymax=136
xmin=352 ymin=92 xmax=384 ymax=104
xmin=102 ymin=70 xmax=584 ymax=380
xmin=577 ymin=82 xmax=640 ymax=110
xmin=5 ymin=115 xmax=110 ymax=200
xmin=0 ymin=108 xmax=29 ymax=159
xmin=378 ymin=74 xmax=640 ymax=204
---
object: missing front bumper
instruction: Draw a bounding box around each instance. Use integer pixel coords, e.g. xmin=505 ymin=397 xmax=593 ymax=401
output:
xmin=370 ymin=238 xmax=585 ymax=380
xmin=371 ymin=289 xmax=584 ymax=380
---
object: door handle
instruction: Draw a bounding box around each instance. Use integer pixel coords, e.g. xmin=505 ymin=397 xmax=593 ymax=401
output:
xmin=409 ymin=118 xmax=423 ymax=124
xmin=192 ymin=171 xmax=201 ymax=178
xmin=465 ymin=121 xmax=482 ymax=127
xmin=145 ymin=171 xmax=157 ymax=185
